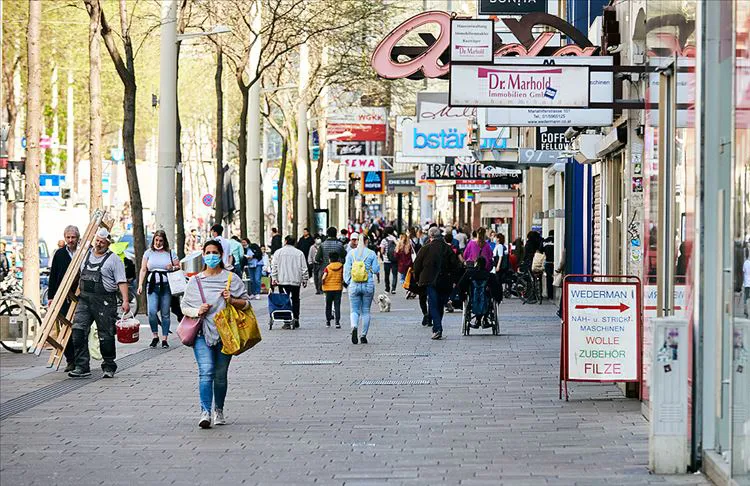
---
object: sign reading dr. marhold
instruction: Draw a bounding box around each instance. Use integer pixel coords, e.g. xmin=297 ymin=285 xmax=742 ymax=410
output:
xmin=450 ymin=19 xmax=494 ymax=64
xmin=450 ymin=65 xmax=590 ymax=108
xmin=565 ymin=282 xmax=640 ymax=382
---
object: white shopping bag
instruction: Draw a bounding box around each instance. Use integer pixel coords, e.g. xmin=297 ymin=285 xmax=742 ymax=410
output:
xmin=167 ymin=270 xmax=187 ymax=296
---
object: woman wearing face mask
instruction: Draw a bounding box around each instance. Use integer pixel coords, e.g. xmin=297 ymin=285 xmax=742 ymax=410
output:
xmin=181 ymin=240 xmax=251 ymax=429
xmin=138 ymin=230 xmax=180 ymax=348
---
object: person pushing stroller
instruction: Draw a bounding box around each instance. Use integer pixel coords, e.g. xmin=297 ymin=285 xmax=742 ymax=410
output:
xmin=457 ymin=256 xmax=503 ymax=331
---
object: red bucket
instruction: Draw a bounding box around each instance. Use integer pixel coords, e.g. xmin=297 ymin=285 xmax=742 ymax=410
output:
xmin=116 ymin=315 xmax=140 ymax=344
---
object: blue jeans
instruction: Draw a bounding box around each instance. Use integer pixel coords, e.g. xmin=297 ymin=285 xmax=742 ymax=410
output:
xmin=349 ymin=282 xmax=375 ymax=336
xmin=193 ymin=335 xmax=232 ymax=413
xmin=147 ymin=283 xmax=172 ymax=337
xmin=248 ymin=265 xmax=262 ymax=295
xmin=427 ymin=285 xmax=450 ymax=334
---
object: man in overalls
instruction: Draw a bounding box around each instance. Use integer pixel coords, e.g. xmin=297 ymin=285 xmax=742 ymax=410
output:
xmin=68 ymin=228 xmax=130 ymax=378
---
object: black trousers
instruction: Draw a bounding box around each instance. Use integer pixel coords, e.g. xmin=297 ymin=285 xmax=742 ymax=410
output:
xmin=313 ymin=264 xmax=323 ymax=293
xmin=384 ymin=262 xmax=398 ymax=292
xmin=419 ymin=292 xmax=428 ymax=316
xmin=325 ymin=290 xmax=342 ymax=323
xmin=279 ymin=285 xmax=301 ymax=319
xmin=544 ymin=262 xmax=555 ymax=300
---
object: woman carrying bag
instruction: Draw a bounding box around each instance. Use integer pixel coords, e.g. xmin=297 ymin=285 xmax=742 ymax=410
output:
xmin=138 ymin=230 xmax=180 ymax=348
xmin=180 ymin=240 xmax=251 ymax=429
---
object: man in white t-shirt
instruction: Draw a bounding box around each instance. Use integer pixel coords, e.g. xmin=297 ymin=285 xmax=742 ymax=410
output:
xmin=743 ymin=252 xmax=750 ymax=318
xmin=210 ymin=224 xmax=234 ymax=270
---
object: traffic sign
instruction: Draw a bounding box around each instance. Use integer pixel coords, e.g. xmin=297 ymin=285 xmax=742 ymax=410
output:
xmin=40 ymin=174 xmax=65 ymax=197
xmin=202 ymin=193 xmax=214 ymax=207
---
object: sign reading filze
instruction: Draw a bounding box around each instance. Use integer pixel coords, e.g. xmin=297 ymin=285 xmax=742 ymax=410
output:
xmin=450 ymin=65 xmax=590 ymax=107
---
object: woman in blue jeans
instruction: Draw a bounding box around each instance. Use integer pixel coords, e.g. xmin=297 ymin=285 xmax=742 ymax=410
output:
xmin=138 ymin=230 xmax=180 ymax=348
xmin=181 ymin=240 xmax=251 ymax=429
xmin=241 ymin=238 xmax=263 ymax=300
xmin=344 ymin=233 xmax=381 ymax=344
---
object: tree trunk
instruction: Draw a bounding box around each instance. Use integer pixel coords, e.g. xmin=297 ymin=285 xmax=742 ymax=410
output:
xmin=213 ymin=44 xmax=224 ymax=225
xmin=2 ymin=52 xmax=18 ymax=235
xmin=314 ymin=143 xmax=324 ymax=209
xmin=23 ymin=0 xmax=42 ymax=308
xmin=237 ymin=82 xmax=249 ymax=237
xmin=87 ymin=0 xmax=103 ymax=210
xmin=306 ymin=145 xmax=314 ymax=231
xmin=277 ymin=137 xmax=287 ymax=237
xmin=175 ymin=40 xmax=185 ymax=258
xmin=292 ymin=149 xmax=298 ymax=239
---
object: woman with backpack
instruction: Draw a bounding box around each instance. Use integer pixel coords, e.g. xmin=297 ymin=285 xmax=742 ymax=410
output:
xmin=462 ymin=227 xmax=494 ymax=272
xmin=343 ymin=233 xmax=381 ymax=345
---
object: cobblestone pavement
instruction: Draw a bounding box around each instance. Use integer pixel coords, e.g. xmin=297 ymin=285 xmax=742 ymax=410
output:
xmin=0 ymin=286 xmax=710 ymax=486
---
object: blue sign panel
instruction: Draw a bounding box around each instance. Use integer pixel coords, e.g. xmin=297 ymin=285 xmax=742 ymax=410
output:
xmin=39 ymin=174 xmax=65 ymax=197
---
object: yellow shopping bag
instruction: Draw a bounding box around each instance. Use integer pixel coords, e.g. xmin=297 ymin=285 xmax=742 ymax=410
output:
xmin=214 ymin=274 xmax=262 ymax=356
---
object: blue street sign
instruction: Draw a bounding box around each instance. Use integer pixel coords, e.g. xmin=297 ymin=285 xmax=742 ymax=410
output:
xmin=40 ymin=174 xmax=65 ymax=197
xmin=272 ymin=181 xmax=278 ymax=201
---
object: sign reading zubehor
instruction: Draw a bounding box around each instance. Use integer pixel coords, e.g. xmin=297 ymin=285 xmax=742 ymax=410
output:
xmin=401 ymin=119 xmax=472 ymax=157
xmin=450 ymin=19 xmax=494 ymax=64
xmin=450 ymin=64 xmax=590 ymax=108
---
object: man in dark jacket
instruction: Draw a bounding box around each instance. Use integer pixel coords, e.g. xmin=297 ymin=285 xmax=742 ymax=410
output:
xmin=413 ymin=227 xmax=460 ymax=340
xmin=47 ymin=225 xmax=81 ymax=371
xmin=296 ymin=227 xmax=315 ymax=277
xmin=270 ymin=227 xmax=282 ymax=255
xmin=543 ymin=230 xmax=555 ymax=300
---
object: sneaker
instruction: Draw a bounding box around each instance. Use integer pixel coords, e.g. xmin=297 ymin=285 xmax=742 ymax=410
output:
xmin=149 ymin=337 xmax=159 ymax=348
xmin=68 ymin=368 xmax=91 ymax=378
xmin=102 ymin=370 xmax=115 ymax=379
xmin=326 ymin=321 xmax=331 ymax=327
xmin=391 ymin=290 xmax=396 ymax=295
xmin=64 ymin=362 xmax=76 ymax=373
xmin=446 ymin=302 xmax=454 ymax=313
xmin=292 ymin=319 xmax=300 ymax=329
xmin=281 ymin=323 xmax=292 ymax=330
xmin=431 ymin=332 xmax=442 ymax=340
xmin=335 ymin=322 xmax=341 ymax=329
xmin=213 ymin=409 xmax=226 ymax=426
xmin=421 ymin=315 xmax=431 ymax=327
xmin=161 ymin=340 xmax=169 ymax=348
xmin=255 ymin=295 xmax=261 ymax=301
xmin=360 ymin=335 xmax=368 ymax=344
xmin=199 ymin=410 xmax=212 ymax=429
xmin=351 ymin=328 xmax=358 ymax=344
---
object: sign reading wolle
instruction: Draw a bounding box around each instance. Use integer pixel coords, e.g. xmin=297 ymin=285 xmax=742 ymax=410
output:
xmin=566 ymin=283 xmax=639 ymax=382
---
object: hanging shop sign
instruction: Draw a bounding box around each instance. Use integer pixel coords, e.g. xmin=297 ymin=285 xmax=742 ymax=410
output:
xmin=343 ymin=156 xmax=381 ymax=172
xmin=361 ymin=171 xmax=386 ymax=194
xmin=401 ymin=119 xmax=472 ymax=157
xmin=333 ymin=142 xmax=368 ymax=156
xmin=387 ymin=172 xmax=417 ymax=189
xmin=563 ymin=280 xmax=641 ymax=383
xmin=327 ymin=107 xmax=386 ymax=142
xmin=485 ymin=56 xmax=613 ymax=127
xmin=456 ymin=180 xmax=491 ymax=191
xmin=422 ymin=162 xmax=523 ymax=183
xmin=536 ymin=127 xmax=571 ymax=150
xmin=478 ymin=0 xmax=548 ymax=15
xmin=518 ymin=148 xmax=567 ymax=166
xmin=450 ymin=64 xmax=590 ymax=108
xmin=450 ymin=19 xmax=494 ymax=64
xmin=328 ymin=180 xmax=348 ymax=192
xmin=394 ymin=152 xmax=444 ymax=165
xmin=371 ymin=11 xmax=598 ymax=81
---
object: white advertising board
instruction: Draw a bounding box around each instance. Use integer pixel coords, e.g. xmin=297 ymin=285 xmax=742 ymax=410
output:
xmin=343 ymin=156 xmax=381 ymax=172
xmin=451 ymin=19 xmax=494 ymax=63
xmin=566 ymin=282 xmax=640 ymax=381
xmin=450 ymin=64 xmax=590 ymax=108
xmin=401 ymin=119 xmax=472 ymax=157
xmin=486 ymin=56 xmax=613 ymax=126
xmin=394 ymin=151 xmax=445 ymax=165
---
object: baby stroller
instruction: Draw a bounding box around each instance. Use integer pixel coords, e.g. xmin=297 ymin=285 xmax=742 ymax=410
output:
xmin=267 ymin=289 xmax=293 ymax=330
xmin=459 ymin=272 xmax=500 ymax=336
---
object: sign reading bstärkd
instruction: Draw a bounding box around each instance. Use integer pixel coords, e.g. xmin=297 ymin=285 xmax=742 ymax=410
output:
xmin=478 ymin=0 xmax=548 ymax=15
xmin=451 ymin=19 xmax=494 ymax=64
xmin=565 ymin=282 xmax=640 ymax=382
xmin=401 ymin=120 xmax=472 ymax=157
xmin=450 ymin=64 xmax=590 ymax=108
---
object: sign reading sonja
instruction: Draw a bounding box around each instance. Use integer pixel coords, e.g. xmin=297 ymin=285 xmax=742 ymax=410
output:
xmin=343 ymin=156 xmax=381 ymax=172
xmin=478 ymin=0 xmax=548 ymax=15
xmin=450 ymin=19 xmax=494 ymax=63
xmin=450 ymin=65 xmax=590 ymax=107
xmin=401 ymin=120 xmax=472 ymax=157
xmin=565 ymin=282 xmax=640 ymax=382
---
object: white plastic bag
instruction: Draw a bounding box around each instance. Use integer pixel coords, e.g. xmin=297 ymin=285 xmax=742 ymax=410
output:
xmin=88 ymin=325 xmax=102 ymax=360
xmin=167 ymin=270 xmax=187 ymax=296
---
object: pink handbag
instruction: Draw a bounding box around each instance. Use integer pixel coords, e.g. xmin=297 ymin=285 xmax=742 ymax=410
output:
xmin=176 ymin=277 xmax=205 ymax=346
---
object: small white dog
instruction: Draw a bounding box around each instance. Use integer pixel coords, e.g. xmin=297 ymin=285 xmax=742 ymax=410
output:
xmin=377 ymin=293 xmax=392 ymax=312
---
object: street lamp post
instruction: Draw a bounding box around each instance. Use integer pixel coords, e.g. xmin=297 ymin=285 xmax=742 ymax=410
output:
xmin=155 ymin=2 xmax=230 ymax=244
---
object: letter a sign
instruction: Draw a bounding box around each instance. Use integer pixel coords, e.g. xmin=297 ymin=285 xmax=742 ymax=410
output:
xmin=343 ymin=156 xmax=381 ymax=172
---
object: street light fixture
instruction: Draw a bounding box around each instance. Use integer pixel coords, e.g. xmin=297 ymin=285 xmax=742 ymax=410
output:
xmin=176 ymin=24 xmax=231 ymax=42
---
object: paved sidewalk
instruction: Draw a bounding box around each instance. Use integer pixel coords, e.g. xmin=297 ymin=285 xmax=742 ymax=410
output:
xmin=0 ymin=287 xmax=709 ymax=486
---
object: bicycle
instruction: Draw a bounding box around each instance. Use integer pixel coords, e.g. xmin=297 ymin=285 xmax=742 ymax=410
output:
xmin=0 ymin=293 xmax=41 ymax=353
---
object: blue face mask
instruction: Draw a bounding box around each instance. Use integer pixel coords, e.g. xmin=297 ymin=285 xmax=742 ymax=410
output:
xmin=203 ymin=254 xmax=221 ymax=268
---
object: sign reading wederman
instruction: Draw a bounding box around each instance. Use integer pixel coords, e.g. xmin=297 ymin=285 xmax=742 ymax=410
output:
xmin=478 ymin=0 xmax=548 ymax=16
xmin=424 ymin=162 xmax=523 ymax=183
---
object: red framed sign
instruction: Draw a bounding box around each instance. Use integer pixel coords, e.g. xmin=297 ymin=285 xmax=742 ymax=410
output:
xmin=559 ymin=274 xmax=642 ymax=401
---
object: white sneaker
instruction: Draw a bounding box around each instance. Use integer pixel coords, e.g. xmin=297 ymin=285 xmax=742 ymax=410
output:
xmin=213 ymin=409 xmax=226 ymax=425
xmin=255 ymin=295 xmax=261 ymax=300
xmin=199 ymin=410 xmax=212 ymax=429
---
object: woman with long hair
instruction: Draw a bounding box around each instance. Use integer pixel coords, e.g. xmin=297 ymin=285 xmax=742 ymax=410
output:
xmin=181 ymin=240 xmax=251 ymax=428
xmin=394 ymin=233 xmax=414 ymax=285
xmin=138 ymin=230 xmax=180 ymax=348
xmin=462 ymin=227 xmax=494 ymax=271
xmin=343 ymin=233 xmax=381 ymax=345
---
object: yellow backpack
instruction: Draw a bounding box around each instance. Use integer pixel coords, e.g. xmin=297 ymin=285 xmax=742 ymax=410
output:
xmin=351 ymin=248 xmax=369 ymax=283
